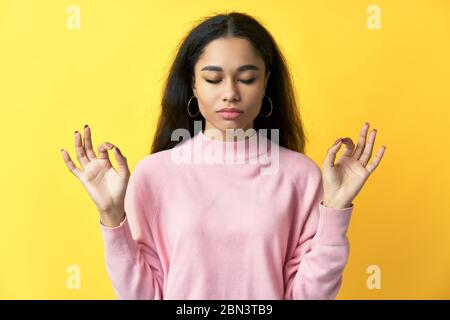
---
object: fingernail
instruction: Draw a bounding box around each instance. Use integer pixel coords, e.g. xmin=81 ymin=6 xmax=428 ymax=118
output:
xmin=106 ymin=143 xmax=113 ymax=148
xmin=61 ymin=149 xmax=64 ymax=152
xmin=74 ymin=131 xmax=78 ymax=135
xmin=84 ymin=124 xmax=89 ymax=129
xmin=365 ymin=122 xmax=369 ymax=126
xmin=334 ymin=138 xmax=342 ymax=145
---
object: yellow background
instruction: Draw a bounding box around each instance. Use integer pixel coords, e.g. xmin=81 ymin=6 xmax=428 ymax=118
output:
xmin=0 ymin=0 xmax=449 ymax=299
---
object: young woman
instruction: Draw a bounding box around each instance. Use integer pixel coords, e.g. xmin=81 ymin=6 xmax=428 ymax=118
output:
xmin=61 ymin=12 xmax=386 ymax=300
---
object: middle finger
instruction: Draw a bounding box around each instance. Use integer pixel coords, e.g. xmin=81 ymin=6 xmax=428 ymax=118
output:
xmin=359 ymin=129 xmax=377 ymax=166
xmin=353 ymin=122 xmax=370 ymax=159
xmin=83 ymin=125 xmax=97 ymax=161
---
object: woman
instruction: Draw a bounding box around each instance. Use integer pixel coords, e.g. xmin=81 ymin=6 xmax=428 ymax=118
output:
xmin=61 ymin=11 xmax=386 ymax=300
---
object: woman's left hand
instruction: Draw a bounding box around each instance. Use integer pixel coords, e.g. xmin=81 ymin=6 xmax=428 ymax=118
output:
xmin=321 ymin=122 xmax=386 ymax=209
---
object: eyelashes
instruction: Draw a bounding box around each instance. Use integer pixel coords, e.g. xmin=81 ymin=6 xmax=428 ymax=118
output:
xmin=205 ymin=79 xmax=256 ymax=84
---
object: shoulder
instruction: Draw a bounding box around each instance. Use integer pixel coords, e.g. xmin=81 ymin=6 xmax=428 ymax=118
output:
xmin=277 ymin=145 xmax=321 ymax=176
xmin=129 ymin=148 xmax=174 ymax=186
xmin=276 ymin=145 xmax=323 ymax=190
xmin=136 ymin=149 xmax=170 ymax=168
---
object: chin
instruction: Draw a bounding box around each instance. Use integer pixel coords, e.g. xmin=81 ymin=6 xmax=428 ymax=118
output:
xmin=220 ymin=122 xmax=245 ymax=130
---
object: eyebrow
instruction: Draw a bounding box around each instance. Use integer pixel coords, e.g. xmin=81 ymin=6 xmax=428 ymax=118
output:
xmin=200 ymin=64 xmax=260 ymax=72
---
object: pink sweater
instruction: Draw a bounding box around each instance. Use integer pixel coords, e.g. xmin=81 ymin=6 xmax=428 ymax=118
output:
xmin=99 ymin=130 xmax=353 ymax=300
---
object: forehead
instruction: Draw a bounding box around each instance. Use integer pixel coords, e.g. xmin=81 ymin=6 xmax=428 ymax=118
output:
xmin=196 ymin=37 xmax=264 ymax=69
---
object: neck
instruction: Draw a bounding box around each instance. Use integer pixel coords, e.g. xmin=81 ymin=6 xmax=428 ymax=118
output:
xmin=190 ymin=129 xmax=269 ymax=164
xmin=203 ymin=127 xmax=257 ymax=142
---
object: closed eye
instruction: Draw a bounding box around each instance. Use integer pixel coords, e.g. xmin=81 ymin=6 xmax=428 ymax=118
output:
xmin=206 ymin=79 xmax=255 ymax=84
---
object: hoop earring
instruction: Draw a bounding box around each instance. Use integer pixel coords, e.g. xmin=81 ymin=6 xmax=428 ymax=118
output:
xmin=259 ymin=95 xmax=273 ymax=118
xmin=187 ymin=95 xmax=199 ymax=117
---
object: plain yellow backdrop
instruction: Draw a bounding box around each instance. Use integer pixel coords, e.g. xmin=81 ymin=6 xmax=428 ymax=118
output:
xmin=0 ymin=0 xmax=449 ymax=299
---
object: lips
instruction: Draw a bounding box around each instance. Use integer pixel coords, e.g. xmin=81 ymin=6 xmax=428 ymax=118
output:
xmin=217 ymin=108 xmax=243 ymax=120
xmin=217 ymin=108 xmax=243 ymax=113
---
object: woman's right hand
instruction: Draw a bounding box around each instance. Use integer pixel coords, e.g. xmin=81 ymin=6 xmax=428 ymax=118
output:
xmin=61 ymin=125 xmax=131 ymax=227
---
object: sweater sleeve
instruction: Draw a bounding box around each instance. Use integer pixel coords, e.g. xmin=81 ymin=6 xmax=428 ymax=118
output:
xmin=99 ymin=161 xmax=164 ymax=300
xmin=283 ymin=164 xmax=353 ymax=300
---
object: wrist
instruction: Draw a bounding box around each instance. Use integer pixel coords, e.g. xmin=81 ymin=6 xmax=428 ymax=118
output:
xmin=322 ymin=199 xmax=352 ymax=209
xmin=99 ymin=209 xmax=126 ymax=228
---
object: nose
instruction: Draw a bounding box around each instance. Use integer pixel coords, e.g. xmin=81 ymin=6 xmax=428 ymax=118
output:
xmin=221 ymin=79 xmax=240 ymax=102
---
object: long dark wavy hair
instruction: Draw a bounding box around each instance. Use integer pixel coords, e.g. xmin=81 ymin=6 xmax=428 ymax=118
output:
xmin=151 ymin=11 xmax=308 ymax=154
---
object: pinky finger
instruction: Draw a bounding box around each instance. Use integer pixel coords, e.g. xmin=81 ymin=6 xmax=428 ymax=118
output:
xmin=366 ymin=145 xmax=386 ymax=174
xmin=61 ymin=149 xmax=83 ymax=179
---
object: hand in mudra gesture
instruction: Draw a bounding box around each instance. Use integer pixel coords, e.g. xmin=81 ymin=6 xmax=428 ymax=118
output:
xmin=322 ymin=122 xmax=386 ymax=209
xmin=61 ymin=125 xmax=130 ymax=226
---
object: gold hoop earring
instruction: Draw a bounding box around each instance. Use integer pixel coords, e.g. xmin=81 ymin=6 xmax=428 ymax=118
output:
xmin=187 ymin=95 xmax=199 ymax=117
xmin=259 ymin=95 xmax=273 ymax=118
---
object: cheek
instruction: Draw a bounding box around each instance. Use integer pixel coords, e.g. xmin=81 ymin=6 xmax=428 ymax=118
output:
xmin=246 ymin=90 xmax=264 ymax=111
xmin=196 ymin=91 xmax=217 ymax=114
xmin=197 ymin=85 xmax=221 ymax=106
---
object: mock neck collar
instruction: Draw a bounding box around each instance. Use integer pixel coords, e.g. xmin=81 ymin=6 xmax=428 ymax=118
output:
xmin=190 ymin=129 xmax=272 ymax=164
